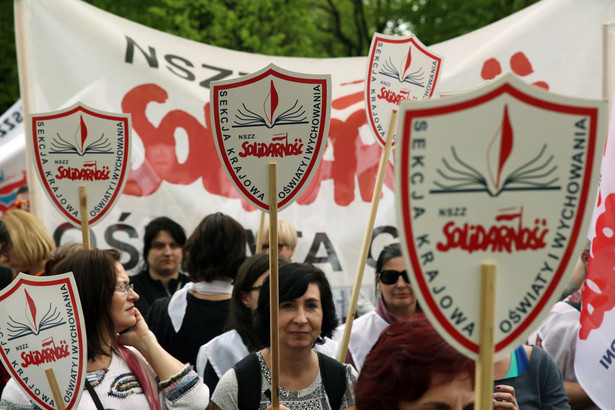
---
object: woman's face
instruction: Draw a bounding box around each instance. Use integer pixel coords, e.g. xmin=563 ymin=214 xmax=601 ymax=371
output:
xmin=241 ymin=271 xmax=269 ymax=310
xmin=398 ymin=373 xmax=474 ymax=410
xmin=278 ymin=282 xmax=323 ymax=351
xmin=110 ymin=262 xmax=139 ymax=333
xmin=377 ymin=256 xmax=416 ymax=318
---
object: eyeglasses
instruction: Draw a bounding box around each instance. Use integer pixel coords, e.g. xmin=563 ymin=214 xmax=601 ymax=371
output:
xmin=262 ymin=243 xmax=287 ymax=251
xmin=114 ymin=283 xmax=134 ymax=296
xmin=378 ymin=270 xmax=410 ymax=285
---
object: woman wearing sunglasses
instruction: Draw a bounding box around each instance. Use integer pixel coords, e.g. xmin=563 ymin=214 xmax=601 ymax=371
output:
xmin=334 ymin=243 xmax=419 ymax=372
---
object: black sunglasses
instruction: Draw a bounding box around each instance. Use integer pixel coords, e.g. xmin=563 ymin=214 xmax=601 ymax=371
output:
xmin=378 ymin=270 xmax=410 ymax=285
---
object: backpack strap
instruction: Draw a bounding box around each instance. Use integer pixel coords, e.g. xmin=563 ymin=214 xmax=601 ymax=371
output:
xmin=233 ymin=352 xmax=261 ymax=410
xmin=317 ymin=352 xmax=347 ymax=410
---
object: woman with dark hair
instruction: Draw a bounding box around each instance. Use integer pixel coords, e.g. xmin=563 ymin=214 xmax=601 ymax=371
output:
xmin=211 ymin=263 xmax=356 ymax=410
xmin=146 ymin=212 xmax=247 ymax=366
xmin=0 ymin=249 xmax=209 ymax=408
xmin=196 ymin=253 xmax=279 ymax=392
xmin=356 ymin=314 xmax=475 ymax=409
xmin=333 ymin=242 xmax=419 ymax=372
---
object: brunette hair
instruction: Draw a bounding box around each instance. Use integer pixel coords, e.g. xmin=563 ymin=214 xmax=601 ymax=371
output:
xmin=255 ymin=263 xmax=337 ymax=346
xmin=355 ymin=314 xmax=475 ymax=409
xmin=52 ymin=249 xmax=120 ymax=361
xmin=142 ymin=216 xmax=186 ymax=272
xmin=44 ymin=242 xmax=84 ymax=276
xmin=184 ymin=212 xmax=246 ymax=282
xmin=3 ymin=209 xmax=55 ymax=273
xmin=225 ymin=253 xmax=287 ymax=351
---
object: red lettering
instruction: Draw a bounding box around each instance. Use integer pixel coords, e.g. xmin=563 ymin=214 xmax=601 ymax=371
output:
xmin=436 ymin=215 xmax=549 ymax=254
xmin=121 ymin=83 xmax=393 ymax=209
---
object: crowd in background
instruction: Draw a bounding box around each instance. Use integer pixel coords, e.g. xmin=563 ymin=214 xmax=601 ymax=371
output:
xmin=0 ymin=186 xmax=596 ymax=408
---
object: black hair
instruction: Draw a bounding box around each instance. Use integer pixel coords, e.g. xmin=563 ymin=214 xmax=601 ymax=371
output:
xmin=142 ymin=216 xmax=187 ymax=272
xmin=255 ymin=263 xmax=337 ymax=347
xmin=225 ymin=253 xmax=287 ymax=351
xmin=185 ymin=212 xmax=246 ymax=282
xmin=376 ymin=242 xmax=402 ymax=273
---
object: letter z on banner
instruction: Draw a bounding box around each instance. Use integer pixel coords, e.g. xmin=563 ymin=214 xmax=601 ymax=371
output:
xmin=395 ymin=73 xmax=606 ymax=359
xmin=0 ymin=273 xmax=87 ymax=409
xmin=28 ymin=103 xmax=131 ymax=226
xmin=210 ymin=64 xmax=331 ymax=212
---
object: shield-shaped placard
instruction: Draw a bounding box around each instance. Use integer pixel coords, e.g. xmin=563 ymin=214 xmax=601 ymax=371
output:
xmin=0 ymin=273 xmax=87 ymax=409
xmin=365 ymin=33 xmax=443 ymax=147
xmin=210 ymin=64 xmax=331 ymax=212
xmin=395 ymin=74 xmax=606 ymax=359
xmin=29 ymin=103 xmax=131 ymax=226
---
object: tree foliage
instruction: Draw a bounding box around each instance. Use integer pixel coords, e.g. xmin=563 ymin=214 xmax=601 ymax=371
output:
xmin=0 ymin=0 xmax=539 ymax=114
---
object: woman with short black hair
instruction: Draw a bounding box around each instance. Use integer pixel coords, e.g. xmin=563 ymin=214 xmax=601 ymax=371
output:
xmin=211 ymin=263 xmax=356 ymax=410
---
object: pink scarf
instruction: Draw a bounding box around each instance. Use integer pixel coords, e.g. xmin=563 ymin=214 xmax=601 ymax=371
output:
xmin=118 ymin=346 xmax=162 ymax=410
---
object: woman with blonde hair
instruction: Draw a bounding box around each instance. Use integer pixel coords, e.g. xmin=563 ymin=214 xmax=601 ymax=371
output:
xmin=258 ymin=219 xmax=298 ymax=262
xmin=0 ymin=209 xmax=55 ymax=276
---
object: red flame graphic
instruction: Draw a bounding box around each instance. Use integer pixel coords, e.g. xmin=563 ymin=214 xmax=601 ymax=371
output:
xmin=487 ymin=105 xmax=514 ymax=190
xmin=401 ymin=47 xmax=412 ymax=80
xmin=264 ymin=80 xmax=279 ymax=126
xmin=74 ymin=115 xmax=88 ymax=154
xmin=24 ymin=289 xmax=38 ymax=333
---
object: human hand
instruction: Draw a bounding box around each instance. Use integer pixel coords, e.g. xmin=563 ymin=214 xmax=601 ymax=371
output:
xmin=116 ymin=308 xmax=155 ymax=349
xmin=493 ymin=385 xmax=519 ymax=410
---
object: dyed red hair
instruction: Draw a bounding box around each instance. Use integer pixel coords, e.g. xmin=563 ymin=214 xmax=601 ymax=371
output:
xmin=355 ymin=314 xmax=475 ymax=409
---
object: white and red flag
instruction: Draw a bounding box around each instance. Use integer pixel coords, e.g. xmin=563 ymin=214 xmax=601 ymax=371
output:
xmin=576 ymin=99 xmax=615 ymax=407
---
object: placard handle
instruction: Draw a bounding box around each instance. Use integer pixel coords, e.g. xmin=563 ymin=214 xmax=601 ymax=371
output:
xmin=268 ymin=163 xmax=280 ymax=410
xmin=45 ymin=368 xmax=66 ymax=410
xmin=79 ymin=185 xmax=90 ymax=250
xmin=475 ymin=262 xmax=496 ymax=409
xmin=337 ymin=110 xmax=397 ymax=362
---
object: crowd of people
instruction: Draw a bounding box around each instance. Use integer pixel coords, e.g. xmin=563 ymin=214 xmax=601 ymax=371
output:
xmin=0 ymin=197 xmax=596 ymax=409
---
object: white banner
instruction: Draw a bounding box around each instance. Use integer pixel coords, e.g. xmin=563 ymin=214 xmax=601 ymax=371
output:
xmin=576 ymin=94 xmax=615 ymax=407
xmin=13 ymin=0 xmax=614 ymax=290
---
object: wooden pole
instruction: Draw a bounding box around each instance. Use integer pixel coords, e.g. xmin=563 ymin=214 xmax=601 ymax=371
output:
xmin=79 ymin=186 xmax=90 ymax=250
xmin=45 ymin=368 xmax=66 ymax=410
xmin=268 ymin=163 xmax=280 ymax=410
xmin=475 ymin=262 xmax=496 ymax=410
xmin=256 ymin=211 xmax=266 ymax=253
xmin=337 ymin=110 xmax=398 ymax=362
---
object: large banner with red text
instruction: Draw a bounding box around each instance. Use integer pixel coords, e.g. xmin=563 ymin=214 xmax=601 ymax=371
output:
xmin=13 ymin=0 xmax=614 ymax=289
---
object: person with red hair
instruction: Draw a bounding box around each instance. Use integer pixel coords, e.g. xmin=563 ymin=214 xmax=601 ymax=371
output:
xmin=356 ymin=314 xmax=524 ymax=410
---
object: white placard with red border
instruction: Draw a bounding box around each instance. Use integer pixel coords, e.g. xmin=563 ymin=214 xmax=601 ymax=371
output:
xmin=395 ymin=73 xmax=606 ymax=359
xmin=365 ymin=33 xmax=443 ymax=147
xmin=0 ymin=273 xmax=87 ymax=409
xmin=210 ymin=64 xmax=331 ymax=212
xmin=28 ymin=103 xmax=131 ymax=227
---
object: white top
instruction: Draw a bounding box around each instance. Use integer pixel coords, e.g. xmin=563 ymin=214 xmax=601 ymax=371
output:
xmin=196 ymin=330 xmax=340 ymax=380
xmin=332 ymin=310 xmax=388 ymax=372
xmin=196 ymin=329 xmax=249 ymax=380
xmin=1 ymin=349 xmax=209 ymax=409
